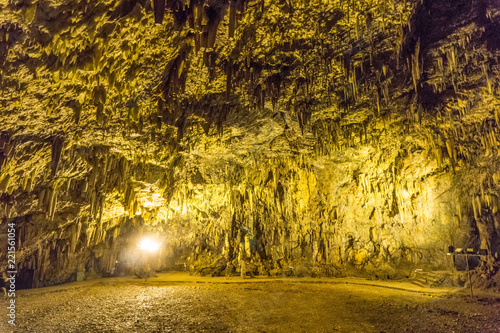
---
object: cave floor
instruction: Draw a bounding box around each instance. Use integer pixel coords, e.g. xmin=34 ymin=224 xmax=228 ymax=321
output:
xmin=2 ymin=273 xmax=500 ymax=333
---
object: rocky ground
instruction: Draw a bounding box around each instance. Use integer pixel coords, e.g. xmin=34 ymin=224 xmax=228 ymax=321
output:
xmin=1 ymin=274 xmax=499 ymax=333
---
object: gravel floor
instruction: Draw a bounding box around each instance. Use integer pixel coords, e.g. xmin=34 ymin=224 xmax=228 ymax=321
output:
xmin=2 ymin=277 xmax=500 ymax=332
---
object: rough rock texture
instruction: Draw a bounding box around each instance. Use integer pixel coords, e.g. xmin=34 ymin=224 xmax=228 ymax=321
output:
xmin=6 ymin=276 xmax=500 ymax=333
xmin=1 ymin=0 xmax=500 ymax=287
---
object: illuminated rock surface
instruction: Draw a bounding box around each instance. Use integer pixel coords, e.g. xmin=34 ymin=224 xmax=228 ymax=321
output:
xmin=1 ymin=0 xmax=500 ymax=291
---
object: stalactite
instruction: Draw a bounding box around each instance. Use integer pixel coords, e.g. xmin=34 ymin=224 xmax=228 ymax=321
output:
xmin=51 ymin=137 xmax=64 ymax=177
xmin=153 ymin=0 xmax=166 ymax=24
xmin=48 ymin=186 xmax=57 ymax=220
xmin=411 ymin=38 xmax=420 ymax=92
xmin=86 ymin=225 xmax=95 ymax=247
xmin=0 ymin=173 xmax=10 ymax=193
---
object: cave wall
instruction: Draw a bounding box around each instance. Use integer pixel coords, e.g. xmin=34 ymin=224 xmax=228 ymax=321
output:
xmin=1 ymin=0 xmax=500 ymax=287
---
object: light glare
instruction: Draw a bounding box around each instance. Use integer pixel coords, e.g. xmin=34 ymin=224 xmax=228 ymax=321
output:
xmin=138 ymin=237 xmax=161 ymax=252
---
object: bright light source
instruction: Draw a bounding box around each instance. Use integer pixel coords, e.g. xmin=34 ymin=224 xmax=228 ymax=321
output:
xmin=138 ymin=237 xmax=161 ymax=252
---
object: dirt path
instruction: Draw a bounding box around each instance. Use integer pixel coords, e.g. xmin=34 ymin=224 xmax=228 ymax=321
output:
xmin=2 ymin=274 xmax=500 ymax=332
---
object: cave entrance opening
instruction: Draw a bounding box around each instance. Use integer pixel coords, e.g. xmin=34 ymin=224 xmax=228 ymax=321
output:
xmin=16 ymin=267 xmax=34 ymax=290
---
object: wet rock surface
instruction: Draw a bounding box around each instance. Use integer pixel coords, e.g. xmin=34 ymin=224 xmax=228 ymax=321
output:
xmin=3 ymin=277 xmax=500 ymax=333
xmin=1 ymin=0 xmax=500 ymax=290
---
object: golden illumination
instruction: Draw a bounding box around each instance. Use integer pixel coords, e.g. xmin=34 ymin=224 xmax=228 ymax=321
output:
xmin=138 ymin=237 xmax=161 ymax=252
